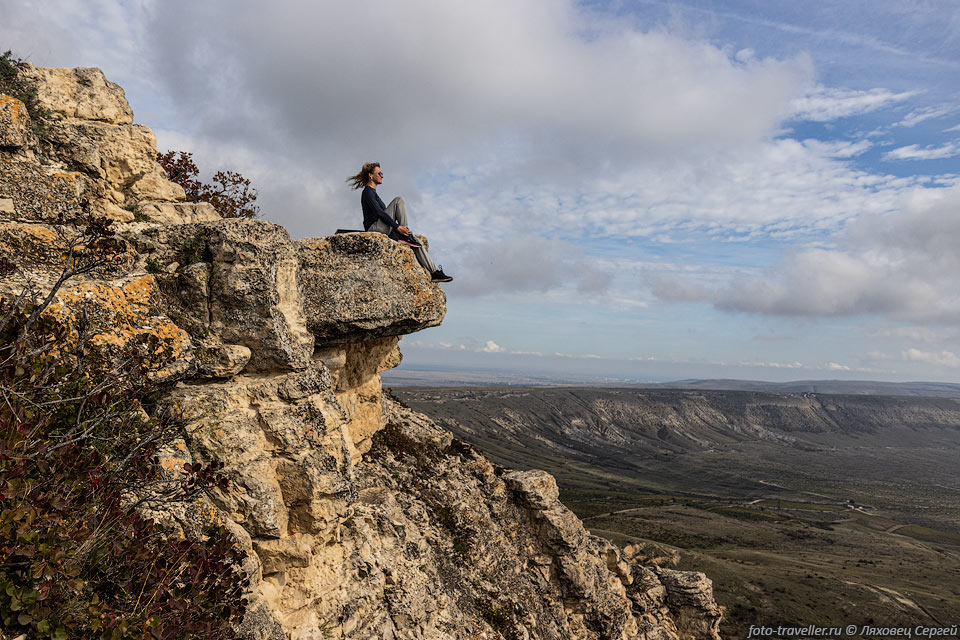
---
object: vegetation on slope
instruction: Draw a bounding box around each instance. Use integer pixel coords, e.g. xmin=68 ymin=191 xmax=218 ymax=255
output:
xmin=0 ymin=218 xmax=246 ymax=639
xmin=0 ymin=50 xmax=50 ymax=139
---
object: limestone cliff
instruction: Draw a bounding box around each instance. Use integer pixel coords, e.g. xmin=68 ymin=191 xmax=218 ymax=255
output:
xmin=0 ymin=66 xmax=722 ymax=640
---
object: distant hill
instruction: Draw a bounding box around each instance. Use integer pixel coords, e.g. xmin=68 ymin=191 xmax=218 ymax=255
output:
xmin=637 ymin=378 xmax=960 ymax=397
xmin=384 ymin=367 xmax=960 ymax=396
xmin=392 ymin=386 xmax=960 ymax=528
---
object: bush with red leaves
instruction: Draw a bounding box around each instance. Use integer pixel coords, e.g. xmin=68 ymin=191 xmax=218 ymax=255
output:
xmin=156 ymin=151 xmax=259 ymax=219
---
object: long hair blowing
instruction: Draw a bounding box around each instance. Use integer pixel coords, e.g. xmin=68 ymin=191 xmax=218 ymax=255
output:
xmin=346 ymin=162 xmax=380 ymax=190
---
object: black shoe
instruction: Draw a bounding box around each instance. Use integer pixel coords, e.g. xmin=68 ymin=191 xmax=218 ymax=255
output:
xmin=398 ymin=233 xmax=422 ymax=248
xmin=431 ymin=266 xmax=452 ymax=282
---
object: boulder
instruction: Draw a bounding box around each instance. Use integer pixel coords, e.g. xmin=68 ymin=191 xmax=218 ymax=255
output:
xmin=297 ymin=233 xmax=445 ymax=345
xmin=653 ymin=568 xmax=724 ymax=640
xmin=195 ymin=341 xmax=252 ymax=377
xmin=20 ymin=65 xmax=134 ymax=125
xmin=505 ymin=469 xmax=561 ymax=510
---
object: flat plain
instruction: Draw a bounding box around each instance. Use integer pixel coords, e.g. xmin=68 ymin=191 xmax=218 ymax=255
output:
xmin=391 ymin=386 xmax=960 ymax=638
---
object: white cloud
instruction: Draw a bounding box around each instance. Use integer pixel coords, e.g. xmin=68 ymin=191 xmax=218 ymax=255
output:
xmin=737 ymin=360 xmax=803 ymax=369
xmin=902 ymin=348 xmax=960 ymax=368
xmin=448 ymin=234 xmax=609 ymax=297
xmin=884 ymin=141 xmax=960 ymax=160
xmin=480 ymin=341 xmax=504 ymax=353
xmin=141 ymin=0 xmax=811 ymax=162
xmin=946 ymin=124 xmax=960 ymax=132
xmin=788 ymin=86 xmax=915 ymax=122
xmin=800 ymin=139 xmax=873 ymax=158
xmin=825 ymin=362 xmax=851 ymax=371
xmin=867 ymin=326 xmax=960 ymax=345
xmin=653 ymin=183 xmax=960 ymax=325
xmin=714 ymin=248 xmax=919 ymax=316
xmin=860 ymin=351 xmax=896 ymax=363
xmin=425 ymin=135 xmax=923 ymax=267
xmin=896 ymin=106 xmax=954 ymax=128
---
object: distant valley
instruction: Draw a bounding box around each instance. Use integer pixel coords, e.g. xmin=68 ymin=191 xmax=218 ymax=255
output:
xmin=392 ymin=386 xmax=960 ymax=637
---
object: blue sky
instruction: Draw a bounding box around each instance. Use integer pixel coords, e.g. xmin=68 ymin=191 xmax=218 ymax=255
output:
xmin=5 ymin=0 xmax=960 ymax=382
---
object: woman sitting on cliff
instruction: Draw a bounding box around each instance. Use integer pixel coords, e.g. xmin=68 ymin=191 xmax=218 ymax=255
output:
xmin=347 ymin=162 xmax=453 ymax=283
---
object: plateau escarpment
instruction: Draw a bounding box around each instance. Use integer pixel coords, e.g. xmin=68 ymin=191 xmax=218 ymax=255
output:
xmin=393 ymin=387 xmax=960 ymax=638
xmin=395 ymin=387 xmax=960 ymax=528
xmin=1 ymin=66 xmax=721 ymax=639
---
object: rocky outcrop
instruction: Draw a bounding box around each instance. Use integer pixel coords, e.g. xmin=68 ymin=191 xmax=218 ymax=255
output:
xmin=0 ymin=64 xmax=189 ymax=223
xmin=19 ymin=66 xmax=135 ymax=125
xmin=1 ymin=66 xmax=722 ymax=640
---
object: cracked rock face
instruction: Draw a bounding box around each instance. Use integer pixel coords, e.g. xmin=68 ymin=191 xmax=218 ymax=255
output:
xmin=2 ymin=64 xmax=723 ymax=640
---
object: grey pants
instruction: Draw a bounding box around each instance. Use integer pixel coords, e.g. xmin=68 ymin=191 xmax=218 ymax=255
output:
xmin=368 ymin=196 xmax=437 ymax=274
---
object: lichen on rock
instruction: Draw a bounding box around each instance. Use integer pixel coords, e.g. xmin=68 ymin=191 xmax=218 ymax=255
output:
xmin=0 ymin=94 xmax=31 ymax=147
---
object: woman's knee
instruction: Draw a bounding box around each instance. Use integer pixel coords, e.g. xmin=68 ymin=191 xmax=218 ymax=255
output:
xmin=389 ymin=196 xmax=405 ymax=206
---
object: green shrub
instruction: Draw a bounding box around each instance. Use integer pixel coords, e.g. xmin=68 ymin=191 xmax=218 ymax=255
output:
xmin=0 ymin=50 xmax=51 ymax=139
xmin=476 ymin=597 xmax=524 ymax=639
xmin=179 ymin=232 xmax=210 ymax=264
xmin=145 ymin=257 xmax=163 ymax=274
xmin=123 ymin=203 xmax=152 ymax=223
